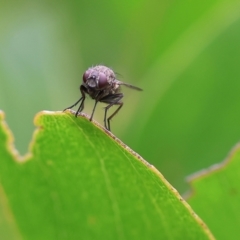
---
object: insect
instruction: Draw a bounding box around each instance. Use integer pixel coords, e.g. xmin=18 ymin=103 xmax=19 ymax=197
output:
xmin=63 ymin=65 xmax=142 ymax=131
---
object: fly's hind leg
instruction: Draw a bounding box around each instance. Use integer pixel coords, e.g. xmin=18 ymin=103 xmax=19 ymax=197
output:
xmin=100 ymin=93 xmax=124 ymax=131
xmin=105 ymin=102 xmax=123 ymax=131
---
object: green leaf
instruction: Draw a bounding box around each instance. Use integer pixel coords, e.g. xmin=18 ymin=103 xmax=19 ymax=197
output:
xmin=187 ymin=144 xmax=240 ymax=240
xmin=0 ymin=110 xmax=214 ymax=239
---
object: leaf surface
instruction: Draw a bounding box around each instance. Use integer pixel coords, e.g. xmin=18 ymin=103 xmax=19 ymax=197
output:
xmin=0 ymin=110 xmax=213 ymax=239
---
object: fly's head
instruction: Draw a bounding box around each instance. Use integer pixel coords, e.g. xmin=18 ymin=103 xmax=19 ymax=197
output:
xmin=82 ymin=65 xmax=116 ymax=91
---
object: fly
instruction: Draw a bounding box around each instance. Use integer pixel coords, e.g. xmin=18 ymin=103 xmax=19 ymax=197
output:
xmin=63 ymin=65 xmax=142 ymax=131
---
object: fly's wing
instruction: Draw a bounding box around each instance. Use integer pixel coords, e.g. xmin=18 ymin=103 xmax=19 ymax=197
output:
xmin=116 ymin=80 xmax=143 ymax=91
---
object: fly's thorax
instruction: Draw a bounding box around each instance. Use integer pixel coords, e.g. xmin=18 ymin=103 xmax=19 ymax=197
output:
xmin=112 ymin=81 xmax=120 ymax=92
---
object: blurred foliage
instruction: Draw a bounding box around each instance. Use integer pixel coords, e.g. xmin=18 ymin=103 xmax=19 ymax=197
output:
xmin=1 ymin=0 xmax=240 ymax=194
xmin=187 ymin=143 xmax=240 ymax=240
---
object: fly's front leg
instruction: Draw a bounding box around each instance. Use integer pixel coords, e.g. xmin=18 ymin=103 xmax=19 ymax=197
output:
xmin=89 ymin=90 xmax=106 ymax=121
xmin=63 ymin=98 xmax=82 ymax=112
xmin=75 ymin=85 xmax=87 ymax=117
xmin=63 ymin=85 xmax=87 ymax=117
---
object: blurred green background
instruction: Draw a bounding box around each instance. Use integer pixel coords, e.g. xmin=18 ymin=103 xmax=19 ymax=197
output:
xmin=1 ymin=0 xmax=240 ymax=193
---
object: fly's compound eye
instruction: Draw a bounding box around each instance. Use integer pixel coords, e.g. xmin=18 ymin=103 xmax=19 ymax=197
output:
xmin=83 ymin=70 xmax=90 ymax=83
xmin=98 ymin=72 xmax=109 ymax=89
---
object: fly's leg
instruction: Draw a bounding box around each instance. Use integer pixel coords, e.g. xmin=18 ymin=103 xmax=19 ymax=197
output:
xmin=74 ymin=85 xmax=87 ymax=116
xmin=105 ymin=102 xmax=123 ymax=131
xmin=63 ymin=85 xmax=87 ymax=117
xmin=63 ymin=98 xmax=82 ymax=112
xmin=100 ymin=93 xmax=124 ymax=131
xmin=90 ymin=100 xmax=98 ymax=121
